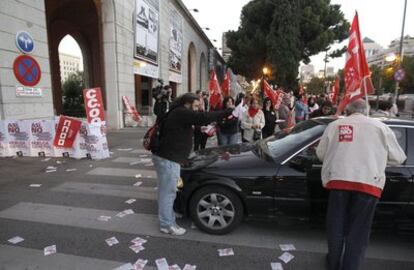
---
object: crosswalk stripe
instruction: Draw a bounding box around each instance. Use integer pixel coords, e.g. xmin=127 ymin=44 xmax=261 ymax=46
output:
xmin=51 ymin=182 xmax=157 ymax=201
xmin=0 ymin=244 xmax=151 ymax=270
xmin=1 ymin=202 xmax=412 ymax=262
xmin=87 ymin=167 xmax=157 ymax=179
xmin=112 ymin=157 xmax=152 ymax=164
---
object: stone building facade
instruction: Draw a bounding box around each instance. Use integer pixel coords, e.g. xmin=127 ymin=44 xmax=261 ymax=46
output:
xmin=0 ymin=0 xmax=224 ymax=128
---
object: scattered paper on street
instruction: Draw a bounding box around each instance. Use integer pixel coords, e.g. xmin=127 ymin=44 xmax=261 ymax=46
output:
xmin=65 ymin=168 xmax=77 ymax=172
xmin=144 ymin=163 xmax=154 ymax=167
xmin=8 ymin=236 xmax=24 ymax=244
xmin=45 ymin=166 xmax=57 ymax=173
xmin=44 ymin=245 xmax=57 ymax=256
xmin=105 ymin=236 xmax=119 ymax=246
xmin=117 ymin=148 xmax=133 ymax=151
xmin=129 ymin=161 xmax=141 ymax=166
xmin=129 ymin=244 xmax=145 ymax=254
xmin=116 ymin=209 xmax=134 ymax=218
xmin=271 ymin=262 xmax=284 ymax=270
xmin=139 ymin=155 xmax=148 ymax=158
xmin=135 ymin=174 xmax=142 ymax=178
xmin=125 ymin=199 xmax=136 ymax=204
xmin=113 ymin=263 xmax=134 ymax=270
xmin=133 ymin=259 xmax=148 ymax=270
xmin=183 ymin=265 xmax=197 ymax=270
xmin=279 ymin=244 xmax=296 ymax=251
xmin=155 ymin=258 xmax=169 ymax=270
xmin=278 ymin=252 xmax=294 ymax=264
xmin=56 ymin=160 xmax=62 ymax=164
xmin=89 ymin=164 xmax=94 ymax=168
xmin=41 ymin=158 xmax=51 ymax=162
xmin=133 ymin=181 xmax=143 ymax=187
xmin=218 ymin=248 xmax=234 ymax=257
xmin=169 ymin=264 xmax=181 ymax=270
xmin=97 ymin=215 xmax=111 ymax=222
xmin=29 ymin=184 xmax=42 ymax=188
xmin=131 ymin=237 xmax=147 ymax=245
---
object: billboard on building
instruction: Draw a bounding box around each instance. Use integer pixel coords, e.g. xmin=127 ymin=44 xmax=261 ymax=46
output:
xmin=134 ymin=0 xmax=159 ymax=65
xmin=169 ymin=7 xmax=183 ymax=73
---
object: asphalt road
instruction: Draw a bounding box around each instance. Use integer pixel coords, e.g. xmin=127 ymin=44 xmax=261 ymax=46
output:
xmin=0 ymin=128 xmax=413 ymax=270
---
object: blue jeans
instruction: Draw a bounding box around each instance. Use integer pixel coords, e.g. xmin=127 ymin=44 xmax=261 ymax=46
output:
xmin=152 ymin=155 xmax=180 ymax=228
xmin=218 ymin=132 xmax=239 ymax=146
xmin=326 ymin=190 xmax=378 ymax=270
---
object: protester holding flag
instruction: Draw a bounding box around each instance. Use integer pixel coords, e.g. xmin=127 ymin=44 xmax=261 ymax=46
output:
xmin=241 ymin=98 xmax=265 ymax=142
xmin=278 ymin=95 xmax=293 ymax=130
xmin=152 ymin=93 xmax=233 ymax=236
xmin=262 ymin=97 xmax=277 ymax=138
xmin=316 ymin=99 xmax=406 ymax=270
xmin=217 ymin=97 xmax=238 ymax=145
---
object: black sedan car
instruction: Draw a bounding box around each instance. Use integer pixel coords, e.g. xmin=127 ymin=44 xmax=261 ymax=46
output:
xmin=175 ymin=117 xmax=414 ymax=235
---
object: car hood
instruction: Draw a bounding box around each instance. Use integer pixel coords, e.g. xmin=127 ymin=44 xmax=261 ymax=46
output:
xmin=183 ymin=143 xmax=278 ymax=177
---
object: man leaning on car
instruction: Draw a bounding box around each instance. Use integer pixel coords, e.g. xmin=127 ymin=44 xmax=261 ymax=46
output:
xmin=316 ymin=98 xmax=407 ymax=270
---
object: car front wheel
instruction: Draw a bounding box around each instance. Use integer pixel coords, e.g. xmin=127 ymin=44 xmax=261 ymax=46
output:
xmin=189 ymin=186 xmax=244 ymax=235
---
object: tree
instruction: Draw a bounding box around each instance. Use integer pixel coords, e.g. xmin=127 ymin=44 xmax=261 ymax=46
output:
xmin=227 ymin=0 xmax=349 ymax=90
xmin=62 ymin=71 xmax=85 ymax=117
xmin=400 ymin=55 xmax=414 ymax=94
xmin=304 ymin=77 xmax=325 ymax=95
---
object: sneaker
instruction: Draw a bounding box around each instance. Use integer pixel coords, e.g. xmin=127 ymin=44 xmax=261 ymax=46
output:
xmin=160 ymin=225 xmax=186 ymax=236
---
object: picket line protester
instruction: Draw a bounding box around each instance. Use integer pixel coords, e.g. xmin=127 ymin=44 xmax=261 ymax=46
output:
xmin=0 ymin=118 xmax=110 ymax=160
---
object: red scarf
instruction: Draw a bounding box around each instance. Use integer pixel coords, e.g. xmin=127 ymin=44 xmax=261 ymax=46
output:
xmin=248 ymin=107 xmax=259 ymax=118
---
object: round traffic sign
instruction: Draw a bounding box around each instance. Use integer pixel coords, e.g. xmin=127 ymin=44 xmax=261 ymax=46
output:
xmin=13 ymin=55 xmax=41 ymax=86
xmin=394 ymin=68 xmax=405 ymax=82
xmin=15 ymin=31 xmax=35 ymax=54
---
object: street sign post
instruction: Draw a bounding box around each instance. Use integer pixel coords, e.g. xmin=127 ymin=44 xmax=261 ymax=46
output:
xmin=394 ymin=68 xmax=405 ymax=82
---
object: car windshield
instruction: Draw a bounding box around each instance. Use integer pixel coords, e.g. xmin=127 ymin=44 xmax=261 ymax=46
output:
xmin=259 ymin=120 xmax=326 ymax=161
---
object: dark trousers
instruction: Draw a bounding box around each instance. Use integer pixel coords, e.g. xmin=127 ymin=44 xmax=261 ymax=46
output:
xmin=326 ymin=190 xmax=378 ymax=270
xmin=194 ymin=129 xmax=208 ymax=151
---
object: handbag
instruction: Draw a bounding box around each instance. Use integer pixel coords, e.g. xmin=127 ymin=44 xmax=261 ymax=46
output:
xmin=253 ymin=129 xmax=262 ymax=140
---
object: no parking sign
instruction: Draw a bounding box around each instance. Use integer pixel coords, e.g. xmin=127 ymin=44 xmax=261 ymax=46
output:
xmin=13 ymin=55 xmax=41 ymax=86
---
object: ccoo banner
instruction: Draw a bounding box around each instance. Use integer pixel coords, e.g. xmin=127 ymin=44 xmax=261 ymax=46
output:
xmin=53 ymin=116 xmax=82 ymax=148
xmin=83 ymin=87 xmax=105 ymax=124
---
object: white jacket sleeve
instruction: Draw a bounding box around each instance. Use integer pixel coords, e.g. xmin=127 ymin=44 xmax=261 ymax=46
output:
xmin=385 ymin=127 xmax=407 ymax=165
xmin=258 ymin=111 xmax=265 ymax=129
xmin=316 ymin=126 xmax=330 ymax=162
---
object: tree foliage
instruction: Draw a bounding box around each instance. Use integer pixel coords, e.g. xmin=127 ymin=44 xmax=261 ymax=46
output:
xmin=62 ymin=71 xmax=86 ymax=117
xmin=227 ymin=0 xmax=349 ymax=90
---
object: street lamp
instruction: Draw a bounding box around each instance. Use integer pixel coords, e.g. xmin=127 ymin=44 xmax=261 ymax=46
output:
xmin=262 ymin=67 xmax=269 ymax=76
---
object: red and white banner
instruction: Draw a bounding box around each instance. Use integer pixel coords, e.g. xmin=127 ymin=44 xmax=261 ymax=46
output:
xmin=53 ymin=116 xmax=82 ymax=148
xmin=274 ymin=90 xmax=285 ymax=110
xmin=263 ymin=80 xmax=278 ymax=106
xmin=337 ymin=12 xmax=374 ymax=114
xmin=329 ymin=76 xmax=340 ymax=105
xmin=208 ymin=70 xmax=223 ymax=110
xmin=122 ymin=96 xmax=142 ymax=122
xmin=221 ymin=69 xmax=231 ymax=97
xmin=83 ymin=87 xmax=105 ymax=124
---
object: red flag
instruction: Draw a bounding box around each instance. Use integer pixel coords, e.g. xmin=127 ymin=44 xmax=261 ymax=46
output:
xmin=221 ymin=69 xmax=231 ymax=97
xmin=337 ymin=12 xmax=374 ymax=114
xmin=208 ymin=70 xmax=222 ymax=110
xmin=122 ymin=96 xmax=142 ymax=122
xmin=263 ymin=80 xmax=278 ymax=105
xmin=274 ymin=90 xmax=285 ymax=110
xmin=53 ymin=116 xmax=82 ymax=148
xmin=299 ymin=84 xmax=307 ymax=104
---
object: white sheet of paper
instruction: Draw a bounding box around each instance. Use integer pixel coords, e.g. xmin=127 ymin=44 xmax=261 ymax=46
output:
xmin=183 ymin=265 xmax=197 ymax=270
xmin=271 ymin=262 xmax=284 ymax=270
xmin=105 ymin=237 xmax=119 ymax=247
xmin=65 ymin=168 xmax=77 ymax=172
xmin=155 ymin=258 xmax=169 ymax=270
xmin=44 ymin=245 xmax=57 ymax=256
xmin=97 ymin=215 xmax=111 ymax=222
xmin=125 ymin=199 xmax=136 ymax=204
xmin=117 ymin=148 xmax=133 ymax=151
xmin=29 ymin=184 xmax=42 ymax=187
xmin=113 ymin=263 xmax=134 ymax=270
xmin=135 ymin=174 xmax=142 ymax=178
xmin=133 ymin=181 xmax=142 ymax=186
xmin=279 ymin=244 xmax=296 ymax=251
xmin=169 ymin=265 xmax=181 ymax=270
xmin=131 ymin=237 xmax=147 ymax=245
xmin=133 ymin=259 xmax=148 ymax=270
xmin=129 ymin=244 xmax=145 ymax=254
xmin=8 ymin=236 xmax=24 ymax=244
xmin=218 ymin=248 xmax=234 ymax=257
xmin=278 ymin=252 xmax=294 ymax=264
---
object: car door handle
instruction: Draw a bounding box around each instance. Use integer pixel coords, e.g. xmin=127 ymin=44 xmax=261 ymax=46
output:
xmin=388 ymin=178 xmax=399 ymax=183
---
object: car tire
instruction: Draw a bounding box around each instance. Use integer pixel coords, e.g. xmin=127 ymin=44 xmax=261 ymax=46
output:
xmin=189 ymin=185 xmax=244 ymax=235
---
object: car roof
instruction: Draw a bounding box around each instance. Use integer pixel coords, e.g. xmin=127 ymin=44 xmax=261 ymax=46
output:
xmin=311 ymin=116 xmax=414 ymax=127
